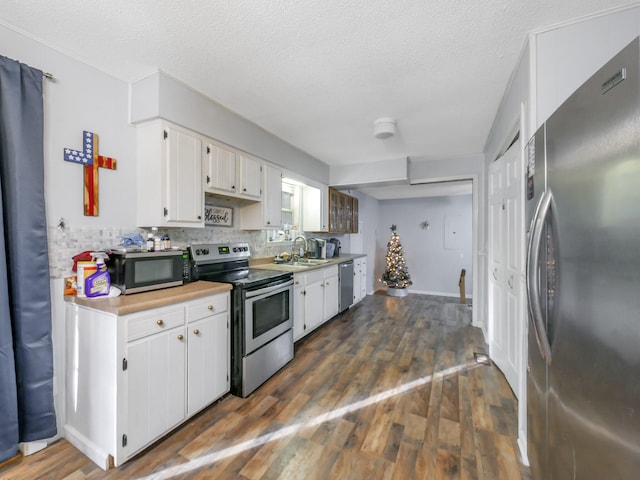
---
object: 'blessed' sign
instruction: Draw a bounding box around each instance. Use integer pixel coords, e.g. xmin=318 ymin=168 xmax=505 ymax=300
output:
xmin=204 ymin=205 xmax=233 ymax=227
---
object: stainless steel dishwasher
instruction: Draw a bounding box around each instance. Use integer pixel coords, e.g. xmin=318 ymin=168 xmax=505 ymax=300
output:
xmin=339 ymin=260 xmax=354 ymax=312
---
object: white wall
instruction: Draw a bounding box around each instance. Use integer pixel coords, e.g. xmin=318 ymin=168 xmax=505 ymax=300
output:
xmin=535 ymin=6 xmax=640 ymax=128
xmin=377 ymin=195 xmax=473 ymax=297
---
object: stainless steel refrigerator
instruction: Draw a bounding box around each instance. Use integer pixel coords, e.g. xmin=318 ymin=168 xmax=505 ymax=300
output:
xmin=526 ymin=38 xmax=640 ymax=480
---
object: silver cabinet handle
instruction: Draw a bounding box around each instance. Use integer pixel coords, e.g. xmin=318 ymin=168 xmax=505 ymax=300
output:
xmin=508 ymin=275 xmax=514 ymax=289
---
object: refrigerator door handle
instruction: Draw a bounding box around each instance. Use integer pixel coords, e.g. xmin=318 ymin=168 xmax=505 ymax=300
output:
xmin=526 ymin=189 xmax=553 ymax=365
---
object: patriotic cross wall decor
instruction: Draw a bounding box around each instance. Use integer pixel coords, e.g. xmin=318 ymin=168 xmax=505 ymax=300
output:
xmin=64 ymin=131 xmax=117 ymax=216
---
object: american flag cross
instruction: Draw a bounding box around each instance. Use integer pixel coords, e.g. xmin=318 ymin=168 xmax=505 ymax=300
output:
xmin=64 ymin=131 xmax=117 ymax=216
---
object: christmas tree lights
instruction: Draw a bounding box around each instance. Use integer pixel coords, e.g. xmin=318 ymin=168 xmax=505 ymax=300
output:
xmin=381 ymin=224 xmax=412 ymax=295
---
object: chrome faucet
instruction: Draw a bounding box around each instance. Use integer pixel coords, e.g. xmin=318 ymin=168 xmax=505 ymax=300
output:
xmin=292 ymin=236 xmax=306 ymax=261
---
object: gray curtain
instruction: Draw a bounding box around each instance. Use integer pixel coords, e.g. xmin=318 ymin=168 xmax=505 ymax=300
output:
xmin=0 ymin=55 xmax=56 ymax=463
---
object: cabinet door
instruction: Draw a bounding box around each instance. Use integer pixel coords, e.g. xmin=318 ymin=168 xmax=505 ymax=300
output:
xmin=187 ymin=312 xmax=229 ymax=416
xmin=305 ymin=279 xmax=324 ymax=332
xmin=360 ymin=258 xmax=367 ymax=300
xmin=328 ymin=188 xmax=340 ymax=232
xmin=353 ymin=259 xmax=362 ymax=304
xmin=239 ymin=154 xmax=262 ymax=199
xmin=264 ymin=164 xmax=283 ymax=227
xmin=126 ymin=326 xmax=186 ymax=455
xmin=165 ymin=127 xmax=203 ymax=224
xmin=351 ymin=197 xmax=359 ymax=233
xmin=293 ymin=279 xmax=306 ymax=341
xmin=205 ymin=142 xmax=237 ymax=193
xmin=323 ymin=274 xmax=339 ymax=320
xmin=342 ymin=195 xmax=353 ymax=233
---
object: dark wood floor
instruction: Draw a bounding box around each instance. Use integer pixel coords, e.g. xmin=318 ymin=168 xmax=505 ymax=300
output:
xmin=2 ymin=293 xmax=532 ymax=480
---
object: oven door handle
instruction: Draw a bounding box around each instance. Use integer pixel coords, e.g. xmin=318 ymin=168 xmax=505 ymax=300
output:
xmin=244 ymin=279 xmax=294 ymax=298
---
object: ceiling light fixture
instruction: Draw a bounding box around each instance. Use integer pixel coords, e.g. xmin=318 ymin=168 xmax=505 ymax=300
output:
xmin=373 ymin=117 xmax=396 ymax=139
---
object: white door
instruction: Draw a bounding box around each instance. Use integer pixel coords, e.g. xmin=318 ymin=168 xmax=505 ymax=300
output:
xmin=323 ymin=273 xmax=340 ymax=320
xmin=187 ymin=312 xmax=228 ymax=416
xmin=126 ymin=326 xmax=186 ymax=455
xmin=165 ymin=127 xmax=202 ymax=224
xmin=488 ymin=140 xmax=523 ymax=396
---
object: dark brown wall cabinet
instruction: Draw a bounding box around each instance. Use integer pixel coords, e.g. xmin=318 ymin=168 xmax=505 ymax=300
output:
xmin=328 ymin=188 xmax=359 ymax=233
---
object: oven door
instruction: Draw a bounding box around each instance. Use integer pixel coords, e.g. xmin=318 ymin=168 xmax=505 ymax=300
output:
xmin=244 ymin=278 xmax=293 ymax=354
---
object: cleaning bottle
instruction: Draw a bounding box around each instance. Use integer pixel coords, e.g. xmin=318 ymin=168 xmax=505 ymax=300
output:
xmin=85 ymin=252 xmax=111 ymax=298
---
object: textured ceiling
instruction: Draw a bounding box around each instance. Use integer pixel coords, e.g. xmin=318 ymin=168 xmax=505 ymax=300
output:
xmin=0 ymin=1 xmax=634 ymax=167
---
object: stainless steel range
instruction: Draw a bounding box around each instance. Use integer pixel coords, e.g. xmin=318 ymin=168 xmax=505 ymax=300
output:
xmin=189 ymin=242 xmax=294 ymax=397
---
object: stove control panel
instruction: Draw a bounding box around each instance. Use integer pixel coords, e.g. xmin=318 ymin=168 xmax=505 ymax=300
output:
xmin=189 ymin=242 xmax=251 ymax=263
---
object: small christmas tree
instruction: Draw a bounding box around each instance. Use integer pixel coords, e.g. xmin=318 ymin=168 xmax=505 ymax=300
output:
xmin=381 ymin=224 xmax=412 ymax=296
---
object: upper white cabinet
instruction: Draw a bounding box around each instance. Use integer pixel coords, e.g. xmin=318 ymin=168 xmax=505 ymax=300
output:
xmin=301 ymin=184 xmax=329 ymax=232
xmin=137 ymin=120 xmax=204 ymax=228
xmin=204 ymin=140 xmax=237 ymax=194
xmin=203 ymin=139 xmax=263 ymax=202
xmin=240 ymin=163 xmax=282 ymax=229
xmin=239 ymin=153 xmax=262 ymax=200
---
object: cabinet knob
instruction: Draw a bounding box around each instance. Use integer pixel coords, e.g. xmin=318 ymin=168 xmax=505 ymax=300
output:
xmin=207 ymin=305 xmax=214 ymax=311
xmin=156 ymin=319 xmax=164 ymax=326
xmin=295 ymin=281 xmax=300 ymax=285
xmin=193 ymin=329 xmax=200 ymax=335
xmin=232 ymin=185 xmax=236 ymax=189
xmin=177 ymin=334 xmax=184 ymax=340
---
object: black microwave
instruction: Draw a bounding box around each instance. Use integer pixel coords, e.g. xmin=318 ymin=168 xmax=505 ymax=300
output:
xmin=107 ymin=249 xmax=192 ymax=294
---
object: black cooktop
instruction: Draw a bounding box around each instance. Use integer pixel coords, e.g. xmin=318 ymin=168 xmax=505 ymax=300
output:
xmin=198 ymin=267 xmax=292 ymax=288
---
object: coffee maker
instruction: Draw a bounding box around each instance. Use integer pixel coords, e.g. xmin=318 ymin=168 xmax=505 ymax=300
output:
xmin=306 ymin=238 xmax=327 ymax=259
xmin=328 ymin=238 xmax=341 ymax=257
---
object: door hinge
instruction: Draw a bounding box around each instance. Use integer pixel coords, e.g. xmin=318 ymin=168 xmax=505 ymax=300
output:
xmin=163 ymin=207 xmax=168 ymax=217
xmin=207 ymin=146 xmax=211 ymax=154
xmin=122 ymin=358 xmax=127 ymax=371
xmin=122 ymin=434 xmax=128 ymax=447
xmin=226 ymin=374 xmax=229 ymax=381
xmin=163 ymin=130 xmax=168 ymax=140
xmin=206 ymin=175 xmax=210 ymax=184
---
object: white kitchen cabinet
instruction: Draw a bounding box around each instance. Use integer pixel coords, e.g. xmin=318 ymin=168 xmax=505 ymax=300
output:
xmin=323 ymin=269 xmax=339 ymax=320
xmin=204 ymin=139 xmax=237 ymax=194
xmin=239 ymin=153 xmax=262 ymax=199
xmin=64 ymin=290 xmax=229 ymax=470
xmin=186 ymin=294 xmax=229 ymax=417
xmin=293 ymin=276 xmax=306 ymax=341
xmin=137 ymin=119 xmax=204 ymax=228
xmin=359 ymin=257 xmax=367 ymax=301
xmin=126 ymin=321 xmax=186 ymax=455
xmin=304 ymin=270 xmax=325 ymax=333
xmin=293 ymin=265 xmax=339 ymax=340
xmin=351 ymin=257 xmax=368 ymax=305
xmin=240 ymin=163 xmax=282 ymax=229
xmin=301 ymin=183 xmax=329 ymax=232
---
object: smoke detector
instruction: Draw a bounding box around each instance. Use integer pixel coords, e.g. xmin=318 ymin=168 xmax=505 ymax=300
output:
xmin=373 ymin=117 xmax=396 ymax=139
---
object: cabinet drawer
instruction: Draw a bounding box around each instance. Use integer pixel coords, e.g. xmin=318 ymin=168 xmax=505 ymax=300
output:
xmin=323 ymin=265 xmax=339 ymax=278
xmin=126 ymin=306 xmax=185 ymax=342
xmin=304 ymin=269 xmax=324 ymax=285
xmin=186 ymin=293 xmax=228 ymax=323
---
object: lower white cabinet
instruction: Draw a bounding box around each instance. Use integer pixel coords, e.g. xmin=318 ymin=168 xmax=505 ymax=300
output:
xmin=293 ymin=265 xmax=339 ymax=341
xmin=64 ymin=291 xmax=229 ymax=470
xmin=353 ymin=257 xmax=367 ymax=305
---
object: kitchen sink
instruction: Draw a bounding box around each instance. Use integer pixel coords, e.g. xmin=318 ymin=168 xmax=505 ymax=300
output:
xmin=296 ymin=259 xmax=331 ymax=265
xmin=273 ymin=258 xmax=332 ymax=268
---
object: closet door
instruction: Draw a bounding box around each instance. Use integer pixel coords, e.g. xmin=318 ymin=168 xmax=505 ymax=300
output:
xmin=488 ymin=140 xmax=523 ymax=396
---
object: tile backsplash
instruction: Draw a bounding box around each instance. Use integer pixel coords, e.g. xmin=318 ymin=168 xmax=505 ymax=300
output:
xmin=47 ymin=225 xmax=298 ymax=279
